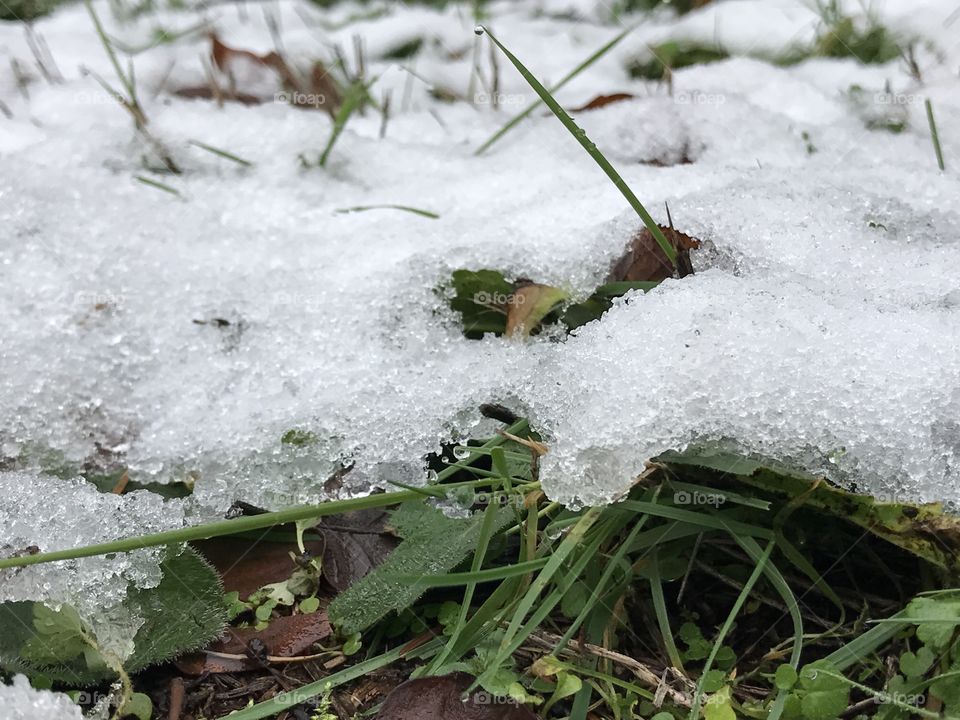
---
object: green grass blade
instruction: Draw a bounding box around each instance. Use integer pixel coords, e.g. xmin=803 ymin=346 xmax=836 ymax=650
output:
xmin=650 ymin=549 xmax=686 ymax=673
xmin=429 ymin=497 xmax=500 ymax=671
xmin=134 ymin=175 xmax=181 ymax=197
xmin=824 ymin=609 xmax=909 ymax=671
xmin=479 ymin=26 xmax=677 ymax=268
xmin=925 ymin=98 xmax=946 ymax=171
xmin=219 ymin=638 xmax=441 ymax=720
xmin=735 ymin=536 xmax=802 ymax=720
xmin=616 ymin=500 xmax=774 ymax=539
xmin=391 ymin=558 xmax=549 ymax=587
xmin=688 ymin=539 xmax=775 ymax=719
xmin=188 ymin=140 xmax=253 ymax=167
xmin=474 ymin=23 xmax=638 ymax=156
xmin=319 ymin=80 xmax=368 ymax=167
xmin=335 ymin=204 xmax=439 ymax=219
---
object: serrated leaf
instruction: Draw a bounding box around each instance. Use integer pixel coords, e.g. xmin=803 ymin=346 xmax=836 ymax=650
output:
xmin=328 ymin=501 xmax=514 ymax=634
xmin=0 ymin=546 xmax=225 ymax=684
xmin=906 ymin=597 xmax=960 ymax=651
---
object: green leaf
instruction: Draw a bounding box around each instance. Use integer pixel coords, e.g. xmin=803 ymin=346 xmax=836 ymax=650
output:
xmin=299 ymin=597 xmax=321 ymax=614
xmin=445 ymin=269 xmax=515 ymax=339
xmin=703 ymin=685 xmax=736 ymax=720
xmin=122 ymin=692 xmax=153 ymax=720
xmin=0 ymin=546 xmax=225 ymax=684
xmin=798 ymin=662 xmax=850 ymax=720
xmin=328 ymin=501 xmax=514 ymax=634
xmin=899 ymin=646 xmax=935 ymax=678
xmin=775 ymin=664 xmax=799 ymax=690
xmin=906 ymin=597 xmax=960 ymax=651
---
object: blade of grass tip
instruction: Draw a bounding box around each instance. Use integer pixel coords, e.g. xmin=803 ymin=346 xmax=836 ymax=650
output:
xmin=188 ymin=140 xmax=253 ymax=167
xmin=319 ymin=80 xmax=369 ymax=167
xmin=474 ymin=22 xmax=638 ymax=156
xmin=219 ymin=638 xmax=442 ymax=720
xmin=334 ymin=204 xmax=439 ymax=219
xmin=925 ymin=98 xmax=946 ymax=171
xmin=84 ymin=0 xmax=135 ymax=102
xmin=429 ymin=498 xmax=501 ymax=672
xmin=650 ymin=548 xmax=686 ymax=674
xmin=688 ymin=538 xmax=775 ymax=720
xmin=478 ymin=26 xmax=677 ymax=268
xmin=134 ymin=175 xmax=181 ymax=197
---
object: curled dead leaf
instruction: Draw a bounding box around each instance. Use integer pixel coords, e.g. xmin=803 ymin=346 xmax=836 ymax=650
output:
xmin=609 ymin=224 xmax=701 ymax=282
xmin=505 ymin=283 xmax=569 ymax=338
xmin=570 ymin=92 xmax=635 ymax=112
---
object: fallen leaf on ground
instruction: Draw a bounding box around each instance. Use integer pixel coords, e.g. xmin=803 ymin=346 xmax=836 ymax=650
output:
xmin=570 ymin=92 xmax=634 ymax=112
xmin=376 ymin=673 xmax=537 ymax=720
xmin=318 ymin=509 xmax=398 ymax=593
xmin=174 ymin=33 xmax=341 ymax=114
xmin=195 ymin=536 xmax=325 ymax=600
xmin=175 ymin=611 xmax=332 ymax=674
xmin=505 ymin=283 xmax=570 ymax=337
xmin=609 ymin=224 xmax=701 ymax=282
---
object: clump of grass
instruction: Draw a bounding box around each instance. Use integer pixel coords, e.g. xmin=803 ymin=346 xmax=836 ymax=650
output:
xmin=83 ymin=0 xmax=180 ymax=174
xmin=627 ymin=40 xmax=728 ymax=80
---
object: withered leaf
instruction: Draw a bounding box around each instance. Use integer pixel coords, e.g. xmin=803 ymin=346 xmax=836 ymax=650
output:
xmin=570 ymin=92 xmax=635 ymax=112
xmin=505 ymin=283 xmax=569 ymax=338
xmin=318 ymin=509 xmax=398 ymax=594
xmin=175 ymin=611 xmax=332 ymax=674
xmin=608 ymin=224 xmax=701 ymax=283
xmin=376 ymin=673 xmax=537 ymax=720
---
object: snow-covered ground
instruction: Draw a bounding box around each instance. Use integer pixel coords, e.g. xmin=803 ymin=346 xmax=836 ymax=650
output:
xmin=1 ymin=0 xmax=959 ymax=689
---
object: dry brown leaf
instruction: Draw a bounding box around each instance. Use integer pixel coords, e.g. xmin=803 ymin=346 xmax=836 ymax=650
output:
xmin=175 ymin=612 xmax=332 ymax=674
xmin=376 ymin=673 xmax=538 ymax=720
xmin=608 ymin=224 xmax=701 ymax=282
xmin=175 ymin=33 xmax=341 ymax=115
xmin=570 ymin=92 xmax=635 ymax=112
xmin=505 ymin=283 xmax=569 ymax=338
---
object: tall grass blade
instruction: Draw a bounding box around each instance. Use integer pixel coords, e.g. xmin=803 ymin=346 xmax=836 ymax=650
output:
xmin=925 ymin=98 xmax=946 ymax=171
xmin=474 ymin=23 xmax=637 ymax=156
xmin=479 ymin=26 xmax=677 ymax=268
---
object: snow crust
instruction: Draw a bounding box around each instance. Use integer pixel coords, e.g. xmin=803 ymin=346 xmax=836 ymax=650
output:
xmin=0 ymin=675 xmax=84 ymax=720
xmin=1 ymin=0 xmax=959 ymax=620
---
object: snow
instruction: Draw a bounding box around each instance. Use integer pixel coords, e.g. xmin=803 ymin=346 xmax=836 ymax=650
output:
xmin=0 ymin=675 xmax=84 ymax=720
xmin=0 ymin=0 xmax=959 ymax=644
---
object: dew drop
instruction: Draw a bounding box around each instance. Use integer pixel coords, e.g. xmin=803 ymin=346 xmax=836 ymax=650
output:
xmin=474 ymin=25 xmax=485 ymax=36
xmin=453 ymin=445 xmax=471 ymax=460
